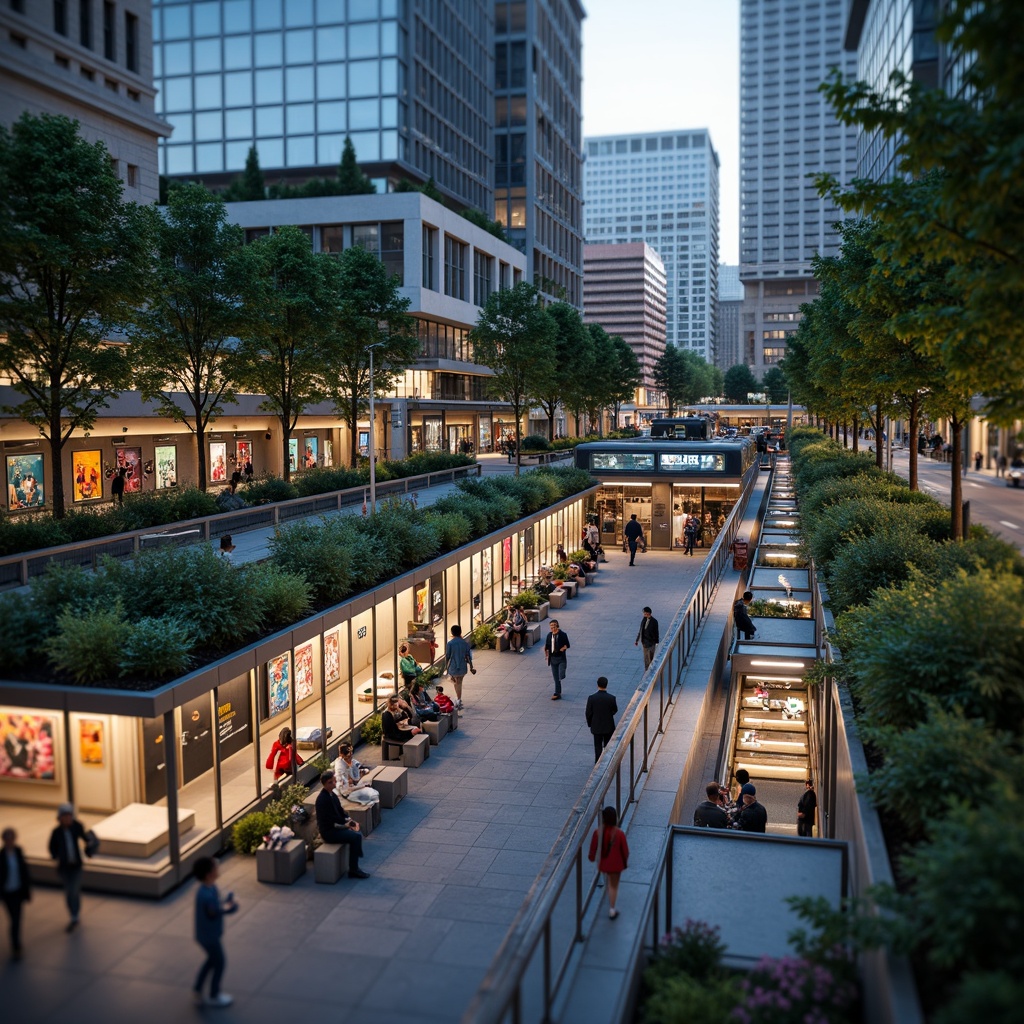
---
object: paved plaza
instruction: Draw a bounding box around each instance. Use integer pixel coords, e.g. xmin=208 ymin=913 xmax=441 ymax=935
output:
xmin=1 ymin=537 xmax=711 ymax=1024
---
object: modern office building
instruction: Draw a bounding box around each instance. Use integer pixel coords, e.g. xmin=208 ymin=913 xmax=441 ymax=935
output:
xmin=493 ymin=0 xmax=585 ymax=306
xmin=583 ymin=128 xmax=721 ymax=362
xmin=739 ymin=0 xmax=858 ymax=373
xmin=0 ymin=0 xmax=169 ymax=204
xmin=715 ymin=263 xmax=744 ymax=372
xmin=583 ymin=242 xmax=667 ymax=416
xmin=152 ymin=0 xmax=494 ymax=212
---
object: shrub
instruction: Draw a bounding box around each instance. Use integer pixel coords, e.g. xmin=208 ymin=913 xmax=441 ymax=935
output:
xmin=242 ymin=563 xmax=314 ymax=629
xmin=935 ymin=971 xmax=1024 ymax=1024
xmin=360 ymin=501 xmax=442 ymax=569
xmin=231 ymin=811 xmax=278 ymax=854
xmin=534 ymin=465 xmax=595 ymax=496
xmin=30 ymin=562 xmax=107 ymax=618
xmin=380 ymin=452 xmax=474 ymax=477
xmin=119 ymin=616 xmax=195 ymax=680
xmin=650 ymin=920 xmax=727 ymax=982
xmin=242 ymin=473 xmax=299 ymax=505
xmin=641 ymin=972 xmax=738 ymax=1024
xmin=163 ymin=487 xmax=220 ymax=522
xmin=433 ymin=492 xmax=490 ymax=535
xmin=44 ymin=604 xmax=128 ymax=683
xmin=457 ymin=478 xmax=522 ymax=527
xmin=510 ymin=589 xmax=539 ymax=609
xmin=266 ymin=782 xmax=310 ymax=824
xmin=0 ymin=591 xmax=56 ymax=672
xmin=293 ymin=466 xmax=365 ymax=496
xmin=270 ymin=517 xmax=355 ymax=606
xmin=424 ymin=509 xmax=472 ymax=550
xmin=800 ymin=472 xmax=927 ymax=519
xmin=519 ymin=433 xmax=550 ymax=451
xmin=471 ymin=622 xmax=497 ymax=648
xmin=488 ymin=473 xmax=549 ymax=513
xmin=0 ymin=512 xmax=71 ymax=555
xmin=360 ymin=714 xmax=383 ymax=746
xmin=732 ymin=955 xmax=858 ymax=1024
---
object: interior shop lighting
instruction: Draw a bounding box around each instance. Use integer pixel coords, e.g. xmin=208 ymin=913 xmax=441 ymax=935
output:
xmin=750 ymin=661 xmax=807 ymax=670
xmin=601 ymin=481 xmax=652 ymax=487
xmin=748 ymin=676 xmax=804 ymax=684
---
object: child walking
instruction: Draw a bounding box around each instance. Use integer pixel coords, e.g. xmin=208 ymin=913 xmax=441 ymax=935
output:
xmin=192 ymin=857 xmax=238 ymax=1008
xmin=588 ymin=806 xmax=629 ymax=919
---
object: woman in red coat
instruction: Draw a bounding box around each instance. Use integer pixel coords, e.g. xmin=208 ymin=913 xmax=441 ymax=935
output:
xmin=265 ymin=727 xmax=303 ymax=780
xmin=588 ymin=805 xmax=629 ymax=919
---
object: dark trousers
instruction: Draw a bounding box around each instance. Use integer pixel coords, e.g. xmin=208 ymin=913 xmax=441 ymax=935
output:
xmin=592 ymin=732 xmax=612 ymax=762
xmin=2 ymin=891 xmax=25 ymax=952
xmin=194 ymin=939 xmax=226 ymax=997
xmin=322 ymin=824 xmax=363 ymax=870
xmin=627 ymin=540 xmax=638 ymax=564
xmin=642 ymin=644 xmax=656 ymax=669
xmin=549 ymin=657 xmax=567 ymax=695
xmin=797 ymin=819 xmax=814 ymax=837
xmin=59 ymin=865 xmax=82 ymax=921
xmin=685 ymin=535 xmax=695 ymax=555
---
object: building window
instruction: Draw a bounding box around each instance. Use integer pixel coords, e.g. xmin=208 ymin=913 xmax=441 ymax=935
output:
xmin=499 ymin=261 xmax=511 ymax=291
xmin=80 ymin=66 xmax=94 ymax=81
xmin=54 ymin=0 xmax=67 ymax=35
xmin=473 ymin=250 xmax=494 ymax=306
xmin=422 ymin=225 xmax=437 ymax=290
xmin=380 ymin=221 xmax=404 ymax=284
xmin=108 ymin=156 xmax=119 ymax=178
xmin=444 ymin=235 xmax=467 ymax=301
xmin=9 ymin=31 xmax=26 ymax=47
xmin=103 ymin=1 xmax=114 ymax=60
xmin=79 ymin=0 xmax=92 ymax=48
xmin=54 ymin=53 xmax=70 ymax=68
xmin=10 ymin=0 xmax=26 ymax=13
xmin=124 ymin=10 xmax=137 ymax=72
xmin=126 ymin=163 xmax=138 ymax=187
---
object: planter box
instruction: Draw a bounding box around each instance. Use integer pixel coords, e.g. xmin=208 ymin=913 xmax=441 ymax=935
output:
xmin=548 ymin=588 xmax=567 ymax=609
xmin=585 ymin=573 xmax=596 ymax=585
xmin=524 ymin=602 xmax=549 ymax=622
xmin=562 ymin=580 xmax=578 ymax=599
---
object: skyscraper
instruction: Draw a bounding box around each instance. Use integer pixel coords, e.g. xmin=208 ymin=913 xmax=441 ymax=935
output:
xmin=739 ymin=0 xmax=858 ymax=373
xmin=582 ymin=128 xmax=720 ymax=362
xmin=153 ymin=0 xmax=494 ymax=211
xmin=493 ymin=0 xmax=585 ymax=306
xmin=715 ymin=263 xmax=744 ymax=372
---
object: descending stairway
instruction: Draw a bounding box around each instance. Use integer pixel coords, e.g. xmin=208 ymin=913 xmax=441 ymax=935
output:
xmin=734 ymin=676 xmax=810 ymax=781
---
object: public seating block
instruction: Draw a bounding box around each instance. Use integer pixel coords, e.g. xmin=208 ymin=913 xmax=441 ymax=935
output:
xmin=524 ymin=623 xmax=542 ymax=647
xmin=256 ymin=839 xmax=306 ymax=885
xmin=423 ymin=716 xmax=448 ymax=746
xmin=548 ymin=589 xmax=566 ymax=609
xmin=313 ymin=843 xmax=349 ymax=884
xmin=365 ymin=766 xmax=408 ymax=808
xmin=401 ymin=732 xmax=430 ymax=767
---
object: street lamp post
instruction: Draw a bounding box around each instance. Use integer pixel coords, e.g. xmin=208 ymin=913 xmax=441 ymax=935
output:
xmin=368 ymin=342 xmax=382 ymax=514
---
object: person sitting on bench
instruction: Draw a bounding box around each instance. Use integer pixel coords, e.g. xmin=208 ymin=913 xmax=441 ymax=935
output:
xmin=314 ymin=771 xmax=369 ymax=878
xmin=333 ymin=744 xmax=379 ymax=806
xmin=409 ymin=681 xmax=441 ymax=722
xmin=433 ymin=685 xmax=456 ymax=715
xmin=382 ymin=694 xmax=423 ymax=746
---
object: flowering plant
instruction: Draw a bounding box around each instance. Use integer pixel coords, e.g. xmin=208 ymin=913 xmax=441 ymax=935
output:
xmin=729 ymin=955 xmax=858 ymax=1024
xmin=654 ymin=919 xmax=727 ymax=982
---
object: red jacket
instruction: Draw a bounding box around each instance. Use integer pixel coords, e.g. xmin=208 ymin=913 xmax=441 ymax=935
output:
xmin=266 ymin=740 xmax=303 ymax=777
xmin=588 ymin=825 xmax=629 ymax=874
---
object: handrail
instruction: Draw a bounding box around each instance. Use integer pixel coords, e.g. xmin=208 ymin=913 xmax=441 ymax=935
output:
xmin=463 ymin=462 xmax=761 ymax=1024
xmin=0 ymin=462 xmax=482 ymax=589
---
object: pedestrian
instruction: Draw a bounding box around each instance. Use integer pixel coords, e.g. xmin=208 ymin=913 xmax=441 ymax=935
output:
xmin=974 ymin=451 xmax=983 ymax=472
xmin=734 ymin=590 xmax=757 ymax=640
xmin=634 ymin=606 xmax=660 ymax=669
xmin=48 ymin=803 xmax=97 ymax=932
xmin=587 ymin=806 xmax=629 ymax=920
xmin=693 ymin=782 xmax=729 ymax=829
xmin=1 ymin=827 xmax=31 ymax=959
xmin=585 ymin=676 xmax=618 ymax=762
xmin=444 ymin=624 xmax=475 ymax=710
xmin=243 ymin=459 xmax=254 ymax=482
xmin=192 ymin=856 xmax=238 ymax=1008
xmin=797 ymin=778 xmax=817 ymax=837
xmin=218 ymin=534 xmax=236 ymax=563
xmin=998 ymin=453 xmax=1008 ymax=478
xmin=623 ymin=514 xmax=645 ymax=566
xmin=229 ymin=468 xmax=243 ymax=493
xmin=684 ymin=516 xmax=698 ymax=556
xmin=110 ymin=466 xmax=126 ymax=506
xmin=544 ymin=619 xmax=570 ymax=700
xmin=737 ymin=783 xmax=768 ymax=833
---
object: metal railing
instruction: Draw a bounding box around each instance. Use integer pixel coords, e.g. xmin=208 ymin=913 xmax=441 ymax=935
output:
xmin=0 ymin=462 xmax=481 ymax=590
xmin=463 ymin=463 xmax=761 ymax=1024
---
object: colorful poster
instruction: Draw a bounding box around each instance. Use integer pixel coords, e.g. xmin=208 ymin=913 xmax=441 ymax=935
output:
xmin=323 ymin=438 xmax=333 ymax=468
xmin=294 ymin=642 xmax=314 ymax=701
xmin=235 ymin=440 xmax=253 ymax=470
xmin=482 ymin=549 xmax=492 ymax=587
xmin=6 ymin=453 xmax=44 ymax=509
xmin=0 ymin=711 xmax=57 ymax=782
xmin=502 ymin=536 xmax=512 ymax=574
xmin=79 ymin=718 xmax=103 ymax=765
xmin=154 ymin=445 xmax=177 ymax=489
xmin=415 ymin=581 xmax=429 ymax=624
xmin=267 ymin=653 xmax=291 ymax=718
xmin=113 ymin=446 xmax=144 ymax=493
xmin=288 ymin=438 xmax=299 ymax=472
xmin=72 ymin=450 xmax=102 ymax=502
xmin=302 ymin=436 xmax=318 ymax=469
xmin=324 ymin=630 xmax=341 ymax=685
xmin=210 ymin=442 xmax=228 ymax=483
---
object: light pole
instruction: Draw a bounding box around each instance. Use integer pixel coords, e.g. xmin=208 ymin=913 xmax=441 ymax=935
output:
xmin=368 ymin=342 xmax=382 ymax=514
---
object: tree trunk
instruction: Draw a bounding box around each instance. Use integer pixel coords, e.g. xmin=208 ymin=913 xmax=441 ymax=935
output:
xmin=514 ymin=405 xmax=522 ymax=477
xmin=852 ymin=425 xmax=858 ymax=453
xmin=547 ymin=408 xmax=555 ymax=442
xmin=350 ymin=394 xmax=360 ymax=467
xmin=281 ymin=418 xmax=292 ymax=482
xmin=908 ymin=395 xmax=919 ymax=491
xmin=950 ymin=412 xmax=964 ymax=540
xmin=49 ymin=428 xmax=67 ymax=519
xmin=874 ymin=403 xmax=884 ymax=468
xmin=195 ymin=423 xmax=208 ymax=490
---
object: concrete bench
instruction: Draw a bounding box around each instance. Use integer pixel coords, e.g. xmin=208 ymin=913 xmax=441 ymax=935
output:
xmin=382 ymin=731 xmax=430 ymax=767
xmin=561 ymin=580 xmax=578 ymax=599
xmin=548 ymin=588 xmax=567 ymax=609
xmin=524 ymin=603 xmax=549 ymax=621
xmin=423 ymin=715 xmax=448 ymax=746
xmin=365 ymin=765 xmax=408 ymax=808
xmin=524 ymin=622 xmax=542 ymax=647
xmin=585 ymin=572 xmax=597 ymax=585
xmin=303 ymin=788 xmax=379 ymax=836
xmin=256 ymin=838 xmax=306 ymax=885
xmin=313 ymin=842 xmax=349 ymax=884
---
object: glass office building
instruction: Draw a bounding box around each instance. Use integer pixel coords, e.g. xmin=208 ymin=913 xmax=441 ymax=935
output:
xmin=153 ymin=0 xmax=493 ymax=212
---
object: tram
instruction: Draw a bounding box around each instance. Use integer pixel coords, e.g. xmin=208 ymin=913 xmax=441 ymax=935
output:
xmin=574 ymin=437 xmax=758 ymax=552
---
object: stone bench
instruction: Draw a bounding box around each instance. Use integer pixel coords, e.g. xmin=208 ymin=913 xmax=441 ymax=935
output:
xmin=422 ymin=715 xmax=448 ymax=746
xmin=303 ymin=787 xmax=379 ymax=836
xmin=313 ymin=842 xmax=349 ymax=884
xmin=524 ymin=603 xmax=549 ymax=621
xmin=256 ymin=838 xmax=306 ymax=885
xmin=561 ymin=580 xmax=578 ymax=599
xmin=382 ymin=731 xmax=430 ymax=767
xmin=548 ymin=588 xmax=567 ymax=609
xmin=365 ymin=765 xmax=408 ymax=808
xmin=524 ymin=622 xmax=542 ymax=647
xmin=91 ymin=803 xmax=196 ymax=859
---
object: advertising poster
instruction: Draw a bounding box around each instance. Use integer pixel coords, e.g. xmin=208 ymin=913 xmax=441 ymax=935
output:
xmin=323 ymin=437 xmax=333 ymax=468
xmin=502 ymin=536 xmax=512 ymax=574
xmin=114 ymin=445 xmax=144 ymax=493
xmin=209 ymin=442 xmax=228 ymax=483
xmin=302 ymin=437 xmax=318 ymax=469
xmin=79 ymin=718 xmax=103 ymax=765
xmin=267 ymin=652 xmax=291 ymax=718
xmin=358 ymin=431 xmax=369 ymax=457
xmin=288 ymin=438 xmax=299 ymax=472
xmin=5 ymin=453 xmax=44 ymax=509
xmin=72 ymin=450 xmax=102 ymax=502
xmin=235 ymin=440 xmax=253 ymax=469
xmin=482 ymin=549 xmax=492 ymax=587
xmin=415 ymin=581 xmax=429 ymax=625
xmin=430 ymin=575 xmax=444 ymax=626
xmin=216 ymin=675 xmax=252 ymax=760
xmin=154 ymin=445 xmax=177 ymax=489
xmin=324 ymin=630 xmax=341 ymax=685
xmin=180 ymin=695 xmax=214 ymax=786
xmin=0 ymin=711 xmax=57 ymax=782
xmin=294 ymin=642 xmax=314 ymax=701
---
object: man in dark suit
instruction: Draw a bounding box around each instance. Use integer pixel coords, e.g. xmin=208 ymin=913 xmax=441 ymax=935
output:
xmin=585 ymin=677 xmax=618 ymax=762
xmin=734 ymin=591 xmax=757 ymax=640
xmin=314 ymin=771 xmax=369 ymax=878
xmin=544 ymin=620 xmax=571 ymax=699
xmin=623 ymin=514 xmax=645 ymax=565
xmin=635 ymin=606 xmax=660 ymax=669
xmin=1 ymin=827 xmax=31 ymax=958
xmin=48 ymin=803 xmax=94 ymax=932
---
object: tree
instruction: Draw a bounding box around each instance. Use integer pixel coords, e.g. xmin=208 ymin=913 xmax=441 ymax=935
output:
xmin=582 ymin=322 xmax=619 ymax=435
xmin=233 ymin=226 xmax=335 ymax=480
xmin=0 ymin=113 xmax=155 ymax=518
xmin=223 ymin=146 xmax=265 ymax=202
xmin=133 ymin=183 xmax=244 ymax=490
xmin=609 ymin=335 xmax=642 ymax=428
xmin=654 ymin=347 xmax=715 ymax=415
xmin=762 ymin=367 xmax=788 ymax=403
xmin=653 ymin=346 xmax=686 ymax=416
xmin=722 ymin=363 xmax=759 ymax=404
xmin=322 ymin=245 xmax=417 ymax=465
xmin=535 ymin=303 xmax=588 ymax=441
xmin=460 ymin=207 xmax=507 ymax=241
xmin=470 ymin=282 xmax=557 ymax=474
xmin=336 ymin=136 xmax=376 ymax=196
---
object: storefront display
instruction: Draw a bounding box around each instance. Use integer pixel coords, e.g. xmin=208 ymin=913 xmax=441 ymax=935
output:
xmin=155 ymin=445 xmax=177 ymax=489
xmin=5 ymin=452 xmax=44 ymax=509
xmin=216 ymin=675 xmax=252 ymax=760
xmin=209 ymin=442 xmax=228 ymax=483
xmin=72 ymin=450 xmax=103 ymax=502
xmin=0 ymin=710 xmax=57 ymax=782
xmin=295 ymin=642 xmax=314 ymax=701
xmin=266 ymin=652 xmax=291 ymax=718
xmin=236 ymin=440 xmax=253 ymax=469
xmin=79 ymin=719 xmax=104 ymax=765
xmin=113 ymin=446 xmax=144 ymax=493
xmin=324 ymin=629 xmax=341 ymax=684
xmin=289 ymin=438 xmax=299 ymax=471
xmin=302 ymin=437 xmax=318 ymax=469
xmin=180 ymin=695 xmax=214 ymax=787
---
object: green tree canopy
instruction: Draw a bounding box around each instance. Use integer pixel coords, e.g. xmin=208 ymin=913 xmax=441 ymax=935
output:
xmin=761 ymin=367 xmax=788 ymax=404
xmin=223 ymin=146 xmax=265 ymax=202
xmin=336 ymin=136 xmax=376 ymax=196
xmin=722 ymin=363 xmax=758 ymax=404
xmin=0 ymin=113 xmax=155 ymax=517
xmin=536 ymin=302 xmax=588 ymax=440
xmin=581 ymin=322 xmax=619 ymax=435
xmin=133 ymin=183 xmax=244 ymax=489
xmin=608 ymin=335 xmax=642 ymax=427
xmin=470 ymin=282 xmax=557 ymax=473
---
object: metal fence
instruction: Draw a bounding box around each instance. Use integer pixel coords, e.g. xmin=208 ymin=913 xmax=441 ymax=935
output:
xmin=463 ymin=463 xmax=760 ymax=1024
xmin=0 ymin=463 xmax=481 ymax=590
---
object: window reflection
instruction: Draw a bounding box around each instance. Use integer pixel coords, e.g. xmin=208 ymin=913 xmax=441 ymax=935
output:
xmin=256 ymin=106 xmax=284 ymax=136
xmin=195 ymin=111 xmax=222 ymax=141
xmin=194 ymin=74 xmax=223 ymax=110
xmin=163 ymin=77 xmax=193 ymax=111
xmin=225 ymin=108 xmax=253 ymax=138
xmin=196 ymin=142 xmax=224 ymax=173
xmin=287 ymin=103 xmax=315 ymax=134
xmin=223 ymin=0 xmax=252 ymax=33
xmin=349 ymin=130 xmax=379 ymax=161
xmin=349 ymin=60 xmax=377 ymax=96
xmin=285 ymin=29 xmax=313 ymax=63
xmin=381 ymin=20 xmax=397 ymax=56
xmin=224 ymin=35 xmax=252 ymax=70
xmin=316 ymin=62 xmax=345 ymax=99
xmin=254 ymin=0 xmax=282 ymax=31
xmin=591 ymin=453 xmax=655 ymax=470
xmin=316 ymin=25 xmax=345 ymax=58
xmin=287 ymin=136 xmax=315 ymax=166
xmin=193 ymin=1 xmax=221 ymax=36
xmin=318 ymin=134 xmax=345 ymax=164
xmin=255 ymin=68 xmax=283 ymax=104
xmin=349 ymin=98 xmax=377 ymax=130
xmin=285 ymin=0 xmax=314 ymax=28
xmin=317 ymin=100 xmax=345 ymax=130
xmin=286 ymin=65 xmax=314 ymax=101
xmin=164 ymin=41 xmax=191 ymax=75
xmin=255 ymin=32 xmax=282 ymax=67
xmin=193 ymin=38 xmax=221 ymax=73
xmin=163 ymin=5 xmax=191 ymax=40
xmin=225 ymin=71 xmax=253 ymax=106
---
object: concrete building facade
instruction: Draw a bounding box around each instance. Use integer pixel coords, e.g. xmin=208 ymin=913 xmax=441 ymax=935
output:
xmin=152 ymin=0 xmax=494 ymax=211
xmin=493 ymin=0 xmax=585 ymax=306
xmin=583 ymin=242 xmax=667 ymax=413
xmin=0 ymin=0 xmax=169 ymax=204
xmin=583 ymin=128 xmax=720 ymax=362
xmin=715 ymin=263 xmax=744 ymax=372
xmin=739 ymin=0 xmax=858 ymax=374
